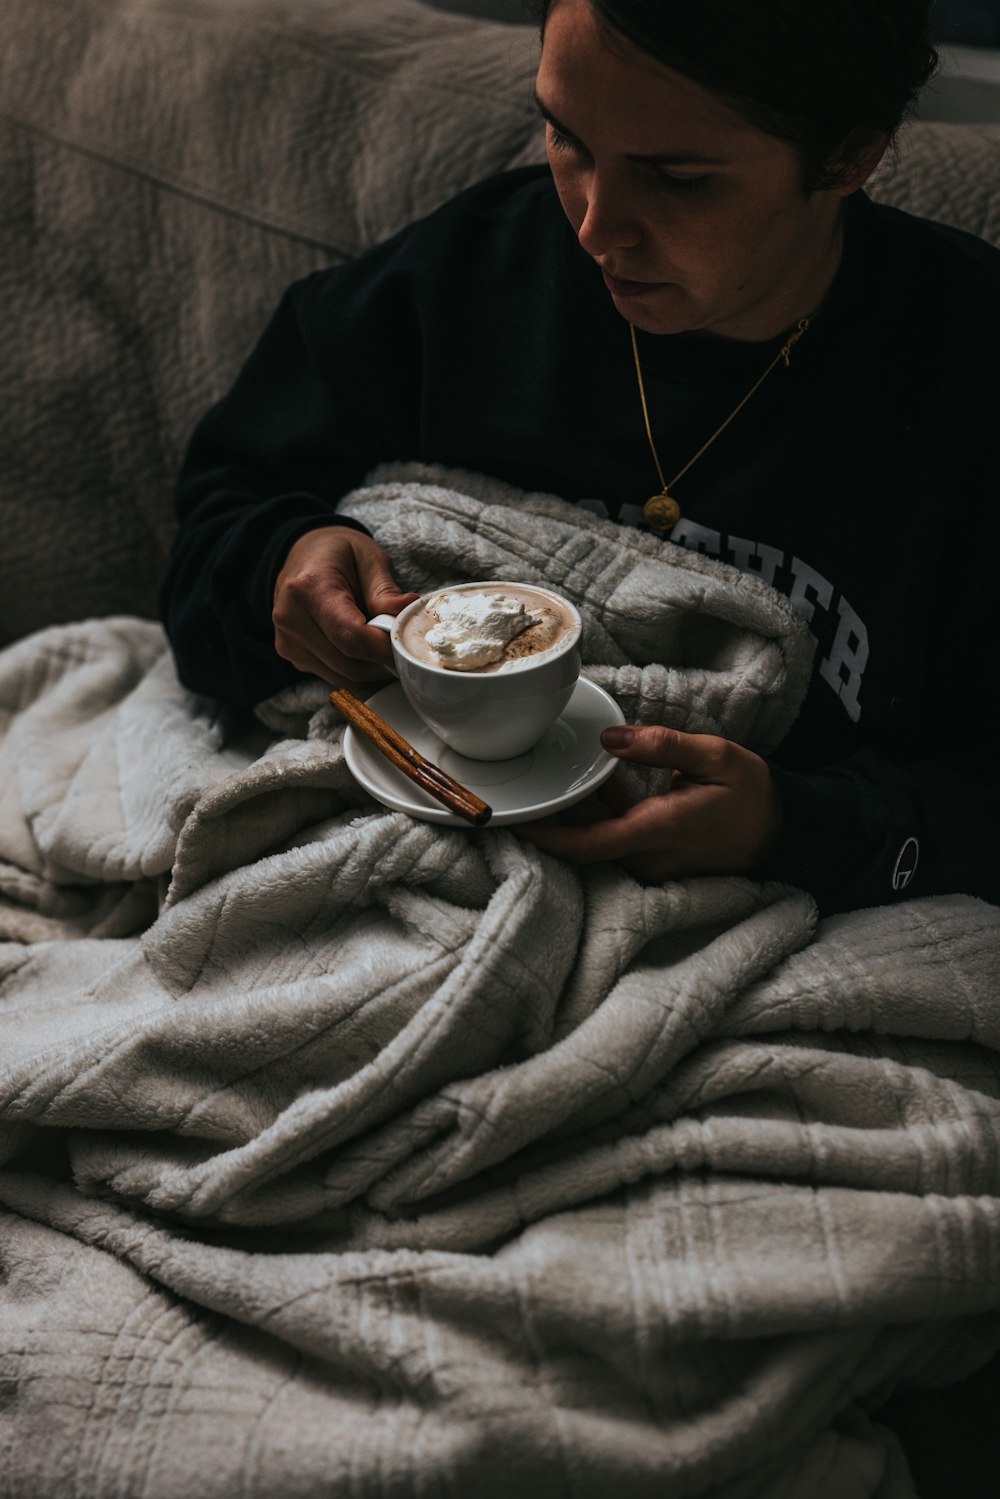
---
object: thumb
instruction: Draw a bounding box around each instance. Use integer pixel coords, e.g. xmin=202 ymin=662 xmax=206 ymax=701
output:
xmin=600 ymin=725 xmax=716 ymax=775
xmin=356 ymin=547 xmax=419 ymax=618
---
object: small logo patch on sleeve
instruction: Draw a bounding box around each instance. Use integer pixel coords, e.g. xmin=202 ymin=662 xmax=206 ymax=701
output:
xmin=892 ymin=837 xmax=920 ymax=892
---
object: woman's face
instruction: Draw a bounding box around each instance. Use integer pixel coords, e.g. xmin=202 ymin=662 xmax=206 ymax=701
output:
xmin=536 ymin=0 xmax=875 ymax=341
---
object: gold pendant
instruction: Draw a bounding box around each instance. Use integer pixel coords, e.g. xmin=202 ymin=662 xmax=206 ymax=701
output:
xmin=643 ymin=491 xmax=681 ymax=531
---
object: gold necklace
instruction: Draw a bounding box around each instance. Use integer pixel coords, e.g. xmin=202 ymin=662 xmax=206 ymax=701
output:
xmin=630 ymin=316 xmax=812 ymax=531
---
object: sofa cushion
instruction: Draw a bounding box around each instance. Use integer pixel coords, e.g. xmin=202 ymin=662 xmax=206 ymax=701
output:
xmin=0 ymin=0 xmax=544 ymax=641
xmin=870 ymin=120 xmax=1000 ymax=243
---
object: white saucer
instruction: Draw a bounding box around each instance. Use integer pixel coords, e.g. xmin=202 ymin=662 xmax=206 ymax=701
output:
xmin=343 ymin=677 xmax=625 ymax=827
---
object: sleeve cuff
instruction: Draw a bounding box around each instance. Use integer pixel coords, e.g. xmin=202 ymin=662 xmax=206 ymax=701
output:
xmin=757 ymin=761 xmax=922 ymax=915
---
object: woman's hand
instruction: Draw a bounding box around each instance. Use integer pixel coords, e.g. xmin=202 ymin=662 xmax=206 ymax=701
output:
xmin=518 ymin=726 xmax=782 ymax=881
xmin=272 ymin=526 xmax=419 ymax=687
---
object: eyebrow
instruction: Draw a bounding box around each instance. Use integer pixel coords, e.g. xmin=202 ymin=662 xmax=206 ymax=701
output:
xmin=533 ymin=91 xmax=729 ymax=166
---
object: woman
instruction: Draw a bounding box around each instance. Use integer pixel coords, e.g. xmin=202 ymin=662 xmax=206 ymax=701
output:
xmin=160 ymin=0 xmax=1000 ymax=915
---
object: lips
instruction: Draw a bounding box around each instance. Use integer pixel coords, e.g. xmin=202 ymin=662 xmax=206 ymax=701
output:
xmin=601 ymin=268 xmax=667 ymax=297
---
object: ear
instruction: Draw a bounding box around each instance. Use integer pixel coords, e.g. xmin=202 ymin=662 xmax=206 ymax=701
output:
xmin=826 ymin=129 xmax=891 ymax=196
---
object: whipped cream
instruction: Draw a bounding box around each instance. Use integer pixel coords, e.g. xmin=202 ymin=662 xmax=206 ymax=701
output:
xmin=424 ymin=590 xmax=539 ymax=671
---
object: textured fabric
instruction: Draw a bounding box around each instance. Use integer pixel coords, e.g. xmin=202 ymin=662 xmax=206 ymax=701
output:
xmin=868 ymin=121 xmax=1000 ymax=242
xmin=2 ymin=477 xmax=999 ymax=1497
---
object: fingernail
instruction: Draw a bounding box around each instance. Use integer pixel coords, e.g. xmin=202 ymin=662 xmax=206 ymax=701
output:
xmin=601 ymin=727 xmax=634 ymax=749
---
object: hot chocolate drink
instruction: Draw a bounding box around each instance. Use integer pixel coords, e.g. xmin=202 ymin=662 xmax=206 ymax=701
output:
xmin=399 ymin=584 xmax=577 ymax=673
xmin=366 ymin=580 xmax=583 ymax=758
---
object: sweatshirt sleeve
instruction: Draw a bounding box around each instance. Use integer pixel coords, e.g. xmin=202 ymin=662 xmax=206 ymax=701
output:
xmin=159 ymin=247 xmax=422 ymax=711
xmin=759 ymin=522 xmax=1000 ymax=914
xmin=762 ymin=746 xmax=1000 ymax=914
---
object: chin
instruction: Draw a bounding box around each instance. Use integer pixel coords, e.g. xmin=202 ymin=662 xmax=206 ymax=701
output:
xmin=615 ymin=302 xmax=703 ymax=338
xmin=607 ymin=283 xmax=705 ymax=337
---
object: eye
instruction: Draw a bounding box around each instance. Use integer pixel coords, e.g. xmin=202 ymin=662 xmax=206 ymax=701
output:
xmin=546 ymin=123 xmax=585 ymax=155
xmin=653 ymin=170 xmax=711 ymax=194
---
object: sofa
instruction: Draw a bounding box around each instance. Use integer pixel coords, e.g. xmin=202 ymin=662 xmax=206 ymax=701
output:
xmin=3 ymin=2 xmax=1000 ymax=1495
xmin=3 ymin=0 xmax=1000 ymax=649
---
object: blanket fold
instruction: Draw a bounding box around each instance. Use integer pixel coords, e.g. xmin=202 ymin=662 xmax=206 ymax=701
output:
xmin=1 ymin=468 xmax=998 ymax=1498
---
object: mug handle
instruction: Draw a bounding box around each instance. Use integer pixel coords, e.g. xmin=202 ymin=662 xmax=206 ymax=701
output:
xmin=367 ymin=613 xmax=399 ymax=676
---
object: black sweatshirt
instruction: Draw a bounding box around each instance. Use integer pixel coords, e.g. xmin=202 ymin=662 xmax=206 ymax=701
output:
xmin=160 ymin=166 xmax=1000 ymax=916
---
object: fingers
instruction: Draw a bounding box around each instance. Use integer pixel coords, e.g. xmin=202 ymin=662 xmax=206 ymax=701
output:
xmin=276 ymin=607 xmax=392 ymax=685
xmin=519 ymin=738 xmax=780 ymax=880
xmin=355 ymin=544 xmax=420 ymax=620
xmin=274 ymin=586 xmax=391 ymax=681
xmin=519 ymin=799 xmax=658 ymax=865
xmin=518 ymin=822 xmax=618 ymax=864
xmin=273 ymin=527 xmax=414 ymax=682
xmin=313 ymin=587 xmax=395 ymax=672
xmin=591 ymin=769 xmax=634 ymax=817
xmin=600 ymin=725 xmax=729 ymax=779
xmin=279 ymin=640 xmax=380 ymax=693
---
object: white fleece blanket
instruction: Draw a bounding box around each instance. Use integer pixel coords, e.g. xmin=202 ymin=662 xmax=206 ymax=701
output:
xmin=1 ymin=468 xmax=999 ymax=1499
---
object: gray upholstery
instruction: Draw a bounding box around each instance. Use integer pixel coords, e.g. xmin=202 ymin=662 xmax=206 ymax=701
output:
xmin=420 ymin=0 xmax=531 ymax=19
xmin=0 ymin=0 xmax=544 ymax=643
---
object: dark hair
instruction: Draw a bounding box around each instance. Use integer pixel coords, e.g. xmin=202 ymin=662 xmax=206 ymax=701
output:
xmin=526 ymin=0 xmax=938 ymax=189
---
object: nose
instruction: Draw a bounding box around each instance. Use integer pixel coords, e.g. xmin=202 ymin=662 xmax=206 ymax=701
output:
xmin=576 ymin=169 xmax=642 ymax=260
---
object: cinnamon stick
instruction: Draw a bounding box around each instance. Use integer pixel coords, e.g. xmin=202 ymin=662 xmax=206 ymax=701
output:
xmin=330 ymin=688 xmax=492 ymax=826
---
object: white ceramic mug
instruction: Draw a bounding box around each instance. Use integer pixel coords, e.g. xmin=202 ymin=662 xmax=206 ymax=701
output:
xmin=369 ymin=581 xmax=582 ymax=760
